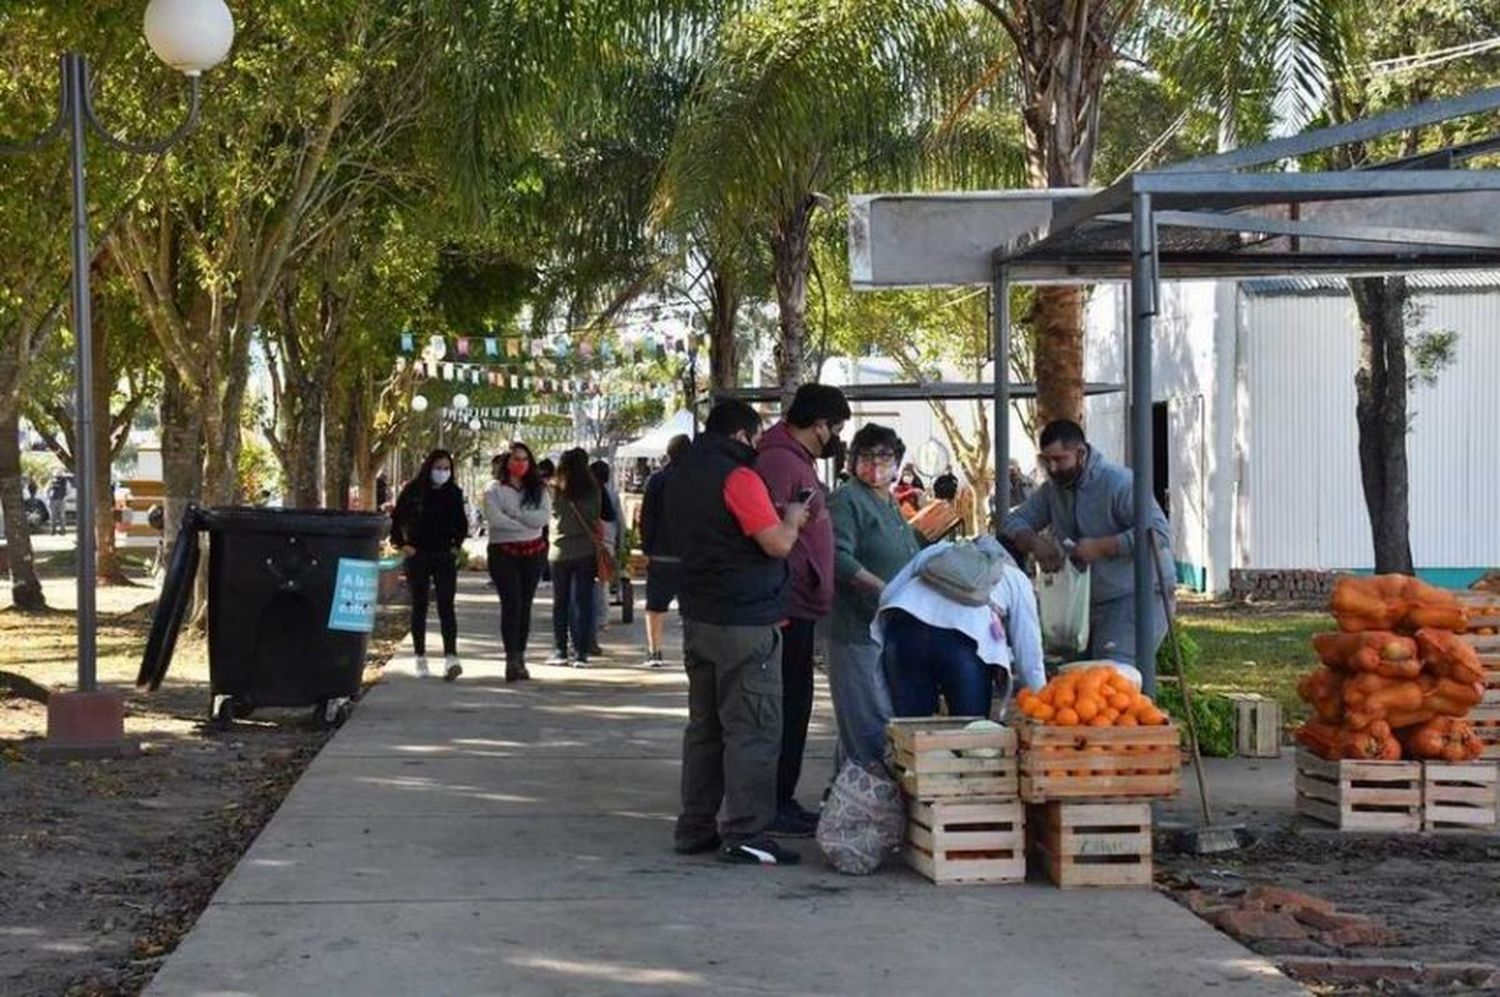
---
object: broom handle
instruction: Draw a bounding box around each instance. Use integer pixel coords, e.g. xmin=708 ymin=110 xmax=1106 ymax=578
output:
xmin=1149 ymin=530 xmax=1214 ymax=826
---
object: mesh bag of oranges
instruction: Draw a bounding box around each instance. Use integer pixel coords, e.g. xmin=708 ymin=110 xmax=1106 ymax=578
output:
xmin=1015 ymin=664 xmax=1169 ymax=727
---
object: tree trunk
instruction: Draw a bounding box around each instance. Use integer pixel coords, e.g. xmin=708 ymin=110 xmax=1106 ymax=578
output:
xmin=160 ymin=366 xmax=204 ymax=553
xmin=1030 ymin=286 xmax=1087 ymax=427
xmin=0 ymin=407 xmax=46 ymax=610
xmin=89 ymin=291 xmax=129 ymax=585
xmin=708 ymin=267 xmax=740 ymax=393
xmin=1348 ymin=276 xmax=1414 ymax=574
xmin=771 ymin=198 xmax=816 ymax=409
xmin=323 ymin=373 xmax=356 ymax=510
xmin=285 ymin=393 xmax=324 ymax=508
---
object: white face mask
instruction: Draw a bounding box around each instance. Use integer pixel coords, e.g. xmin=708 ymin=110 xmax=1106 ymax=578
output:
xmin=430 ymin=469 xmax=451 ymax=486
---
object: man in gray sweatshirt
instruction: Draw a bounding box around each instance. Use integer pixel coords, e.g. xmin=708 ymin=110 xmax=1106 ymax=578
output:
xmin=1001 ymin=419 xmax=1173 ymax=692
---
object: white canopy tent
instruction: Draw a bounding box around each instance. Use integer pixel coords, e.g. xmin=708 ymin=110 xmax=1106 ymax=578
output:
xmin=616 ymin=408 xmax=696 ymax=459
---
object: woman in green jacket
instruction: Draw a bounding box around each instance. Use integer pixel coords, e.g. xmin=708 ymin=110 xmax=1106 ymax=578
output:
xmin=548 ymin=448 xmax=602 ymax=667
xmin=828 ymin=424 xmax=922 ymax=764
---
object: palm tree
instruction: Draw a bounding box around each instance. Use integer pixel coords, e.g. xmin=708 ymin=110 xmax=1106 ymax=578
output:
xmin=656 ymin=0 xmax=1002 ymax=406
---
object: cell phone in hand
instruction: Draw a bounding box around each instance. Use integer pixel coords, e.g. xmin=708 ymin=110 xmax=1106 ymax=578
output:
xmin=795 ymin=487 xmax=815 ymax=504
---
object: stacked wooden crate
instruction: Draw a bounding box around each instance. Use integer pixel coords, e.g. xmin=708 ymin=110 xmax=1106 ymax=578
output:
xmin=1016 ymin=719 xmax=1181 ymax=887
xmin=1295 ymin=750 xmax=1424 ymax=831
xmin=887 ymin=718 xmax=1023 ymax=885
xmin=1294 ymin=750 xmax=1499 ymax=832
xmin=1462 ymin=625 xmax=1500 ymax=759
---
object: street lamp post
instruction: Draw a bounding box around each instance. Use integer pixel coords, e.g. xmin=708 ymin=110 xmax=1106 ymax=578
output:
xmin=1 ymin=0 xmax=233 ymax=749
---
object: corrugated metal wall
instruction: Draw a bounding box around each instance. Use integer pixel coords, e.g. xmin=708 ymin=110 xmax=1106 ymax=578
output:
xmin=1241 ymin=289 xmax=1500 ymax=570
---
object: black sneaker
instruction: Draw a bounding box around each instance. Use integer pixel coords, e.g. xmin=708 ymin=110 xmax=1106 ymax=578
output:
xmin=719 ymin=836 xmax=801 ymax=865
xmin=767 ymin=808 xmax=818 ymax=838
xmin=673 ymin=832 xmax=721 ymax=856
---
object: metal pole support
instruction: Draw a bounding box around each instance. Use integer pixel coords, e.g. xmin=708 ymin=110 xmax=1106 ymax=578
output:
xmin=992 ymin=263 xmax=1011 ymax=530
xmin=64 ymin=53 xmax=100 ymax=692
xmin=1130 ymin=191 xmax=1158 ymax=694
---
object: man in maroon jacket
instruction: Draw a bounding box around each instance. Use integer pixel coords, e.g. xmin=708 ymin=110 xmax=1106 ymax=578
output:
xmin=756 ymin=383 xmax=851 ymax=836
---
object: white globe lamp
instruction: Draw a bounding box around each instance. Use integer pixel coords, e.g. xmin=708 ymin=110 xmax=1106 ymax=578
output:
xmin=410 ymin=394 xmax=429 ymax=413
xmin=452 ymin=393 xmax=471 ymax=410
xmin=144 ymin=0 xmax=236 ymax=76
xmin=468 ymin=418 xmax=482 ymax=431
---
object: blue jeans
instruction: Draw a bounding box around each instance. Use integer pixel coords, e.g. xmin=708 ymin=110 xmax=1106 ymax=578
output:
xmin=827 ymin=640 xmax=893 ymax=766
xmin=881 ymin=610 xmax=994 ymax=719
xmin=550 ymin=556 xmax=597 ymax=657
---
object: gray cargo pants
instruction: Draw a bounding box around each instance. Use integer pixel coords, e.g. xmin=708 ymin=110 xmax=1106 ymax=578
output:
xmin=676 ymin=619 xmax=783 ymax=848
xmin=1089 ymin=594 xmax=1169 ymax=695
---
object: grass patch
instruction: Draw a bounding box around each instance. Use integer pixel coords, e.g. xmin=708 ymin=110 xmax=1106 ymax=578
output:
xmin=34 ymin=546 xmax=155 ymax=578
xmin=1176 ymin=603 xmax=1326 ymax=722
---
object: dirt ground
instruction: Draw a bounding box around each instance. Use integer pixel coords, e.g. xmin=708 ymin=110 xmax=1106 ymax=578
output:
xmin=0 ymin=574 xmax=405 ymax=997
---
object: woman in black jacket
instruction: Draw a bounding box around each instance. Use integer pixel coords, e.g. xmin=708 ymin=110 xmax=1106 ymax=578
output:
xmin=390 ymin=449 xmax=470 ymax=680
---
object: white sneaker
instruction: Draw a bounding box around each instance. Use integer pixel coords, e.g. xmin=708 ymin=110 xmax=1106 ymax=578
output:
xmin=414 ymin=656 xmax=430 ymax=677
xmin=546 ymin=652 xmax=571 ymax=666
xmin=443 ymin=656 xmax=463 ymax=682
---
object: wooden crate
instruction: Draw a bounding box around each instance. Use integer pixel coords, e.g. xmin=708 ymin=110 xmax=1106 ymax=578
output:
xmin=1469 ymin=703 xmax=1500 ymax=760
xmin=1294 ymin=749 xmax=1422 ymax=831
xmin=1462 ymin=633 xmax=1500 ymax=654
xmin=887 ymin=718 xmax=1018 ymax=801
xmin=1480 ymin=666 xmax=1500 ymax=706
xmin=1225 ymin=692 xmax=1282 ymax=758
xmin=906 ymin=797 xmax=1025 ymax=885
xmin=1016 ymin=720 xmax=1181 ymax=803
xmin=1028 ymin=801 xmax=1152 ymax=888
xmin=1423 ymin=761 xmax=1499 ymax=831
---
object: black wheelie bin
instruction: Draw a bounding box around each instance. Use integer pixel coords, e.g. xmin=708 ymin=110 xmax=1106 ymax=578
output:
xmin=138 ymin=506 xmax=387 ymax=728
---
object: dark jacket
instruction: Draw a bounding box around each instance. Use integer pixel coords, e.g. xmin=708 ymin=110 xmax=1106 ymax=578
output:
xmin=390 ymin=479 xmax=468 ymax=553
xmin=670 ymin=433 xmax=788 ymax=626
xmin=755 ymin=422 xmax=834 ymax=620
xmin=640 ymin=462 xmax=683 ymax=560
xmin=550 ymin=489 xmax=602 ymax=564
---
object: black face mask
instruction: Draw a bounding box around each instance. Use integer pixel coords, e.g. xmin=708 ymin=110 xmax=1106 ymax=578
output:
xmin=824 ymin=435 xmax=848 ymax=469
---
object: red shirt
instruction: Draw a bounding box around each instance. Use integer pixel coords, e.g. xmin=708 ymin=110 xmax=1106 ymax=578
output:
xmin=723 ymin=467 xmax=779 ymax=535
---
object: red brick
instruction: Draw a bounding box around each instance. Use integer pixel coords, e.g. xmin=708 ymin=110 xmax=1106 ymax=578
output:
xmin=1183 ymin=891 xmax=1234 ymax=917
xmin=1321 ymin=922 xmax=1400 ymax=949
xmin=1214 ymin=908 xmax=1309 ymax=943
xmin=1280 ymin=957 xmax=1420 ymax=984
xmin=1245 ymin=884 xmax=1335 ymax=916
xmin=1293 ymin=908 xmax=1371 ymax=933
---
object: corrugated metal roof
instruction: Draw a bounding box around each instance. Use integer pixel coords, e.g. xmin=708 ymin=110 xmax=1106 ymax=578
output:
xmin=1242 ymin=271 xmax=1500 ymax=296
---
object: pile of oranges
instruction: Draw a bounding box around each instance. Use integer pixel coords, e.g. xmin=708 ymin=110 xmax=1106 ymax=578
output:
xmin=1016 ymin=664 xmax=1169 ymax=727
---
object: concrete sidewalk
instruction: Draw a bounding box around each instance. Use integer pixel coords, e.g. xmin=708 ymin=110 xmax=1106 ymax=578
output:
xmin=147 ymin=574 xmax=1298 ymax=996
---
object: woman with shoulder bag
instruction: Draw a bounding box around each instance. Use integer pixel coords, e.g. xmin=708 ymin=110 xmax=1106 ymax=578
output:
xmin=390 ymin=449 xmax=470 ymax=681
xmin=548 ymin=448 xmax=605 ymax=667
xmin=484 ymin=442 xmax=551 ymax=682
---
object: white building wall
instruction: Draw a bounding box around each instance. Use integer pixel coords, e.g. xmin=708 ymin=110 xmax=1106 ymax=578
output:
xmin=1085 ymin=281 xmax=1223 ymax=590
xmin=1240 ymin=288 xmax=1500 ymax=572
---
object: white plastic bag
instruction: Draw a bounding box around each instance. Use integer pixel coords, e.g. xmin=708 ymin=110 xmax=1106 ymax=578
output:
xmin=1035 ymin=561 xmax=1091 ymax=657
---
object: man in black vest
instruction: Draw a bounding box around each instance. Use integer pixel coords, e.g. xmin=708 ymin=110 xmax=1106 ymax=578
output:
xmin=668 ymin=400 xmax=809 ymax=865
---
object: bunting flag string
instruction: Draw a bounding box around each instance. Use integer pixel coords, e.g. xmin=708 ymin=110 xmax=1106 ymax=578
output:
xmin=399 ymin=330 xmax=702 ymax=367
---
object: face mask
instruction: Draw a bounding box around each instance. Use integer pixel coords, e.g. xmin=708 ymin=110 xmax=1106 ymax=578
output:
xmin=855 ymin=461 xmax=892 ymax=488
xmin=824 ymin=435 xmax=847 ymax=468
xmin=430 ymin=469 xmax=451 ymax=486
xmin=507 ymin=459 xmax=530 ymax=479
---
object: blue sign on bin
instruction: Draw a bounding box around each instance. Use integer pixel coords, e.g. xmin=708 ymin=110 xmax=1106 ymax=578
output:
xmin=328 ymin=557 xmax=379 ymax=633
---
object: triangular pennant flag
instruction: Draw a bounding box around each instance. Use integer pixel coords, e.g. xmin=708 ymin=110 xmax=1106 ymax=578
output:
xmin=486 ymin=337 xmax=499 ymax=357
xmin=456 ymin=337 xmax=471 ymax=357
xmin=400 ymin=332 xmax=414 ymax=353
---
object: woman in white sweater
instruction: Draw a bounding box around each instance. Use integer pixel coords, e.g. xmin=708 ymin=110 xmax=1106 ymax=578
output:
xmin=484 ymin=442 xmax=553 ymax=681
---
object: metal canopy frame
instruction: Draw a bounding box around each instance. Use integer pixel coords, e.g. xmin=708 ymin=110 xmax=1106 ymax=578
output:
xmin=991 ymin=86 xmax=1500 ymax=671
xmin=723 ymin=380 xmax=1123 ymax=405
